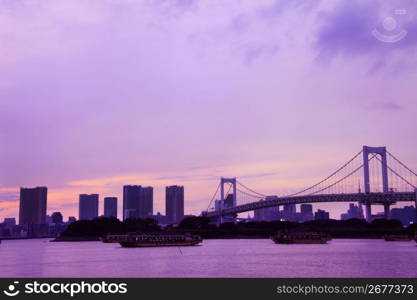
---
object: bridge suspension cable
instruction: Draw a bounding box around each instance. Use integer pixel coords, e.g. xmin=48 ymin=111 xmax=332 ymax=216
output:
xmin=236 ymin=180 xmax=267 ymax=197
xmin=284 ymin=150 xmax=364 ymax=197
xmin=206 ymin=182 xmax=220 ymax=212
xmin=376 ymin=155 xmax=416 ymax=189
xmin=387 ymin=151 xmax=417 ymax=178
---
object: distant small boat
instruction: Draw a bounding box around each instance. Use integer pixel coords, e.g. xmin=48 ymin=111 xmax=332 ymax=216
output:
xmin=271 ymin=232 xmax=331 ymax=244
xmin=100 ymin=235 xmax=128 ymax=243
xmin=384 ymin=234 xmax=412 ymax=242
xmin=119 ymin=233 xmax=202 ymax=248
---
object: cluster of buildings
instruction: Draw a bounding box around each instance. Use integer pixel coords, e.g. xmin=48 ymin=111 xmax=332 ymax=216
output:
xmin=78 ymin=185 xmax=184 ymax=224
xmin=0 ymin=185 xmax=185 ymax=238
xmin=253 ymin=200 xmax=331 ymax=222
xmin=1 ymin=186 xmax=416 ymax=238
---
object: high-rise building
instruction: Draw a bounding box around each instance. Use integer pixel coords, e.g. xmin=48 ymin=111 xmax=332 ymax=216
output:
xmin=140 ymin=187 xmax=153 ymax=218
xmin=300 ymin=204 xmax=314 ymax=221
xmin=79 ymin=194 xmax=99 ymax=220
xmin=104 ymin=197 xmax=118 ymax=218
xmin=123 ymin=185 xmax=153 ymax=220
xmin=123 ymin=185 xmax=141 ymax=220
xmin=19 ymin=187 xmax=47 ymax=226
xmin=166 ymin=185 xmax=184 ymax=224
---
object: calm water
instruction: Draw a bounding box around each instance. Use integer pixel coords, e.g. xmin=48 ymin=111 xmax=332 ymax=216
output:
xmin=0 ymin=239 xmax=416 ymax=277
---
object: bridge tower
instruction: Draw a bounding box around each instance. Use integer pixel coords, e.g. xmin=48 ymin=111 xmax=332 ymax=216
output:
xmin=362 ymin=146 xmax=389 ymax=221
xmin=217 ymin=177 xmax=237 ymax=225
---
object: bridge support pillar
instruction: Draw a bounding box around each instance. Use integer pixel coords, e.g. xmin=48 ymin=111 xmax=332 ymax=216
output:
xmin=415 ymin=188 xmax=417 ymax=223
xmin=366 ymin=204 xmax=372 ymax=222
xmin=383 ymin=203 xmax=390 ymax=220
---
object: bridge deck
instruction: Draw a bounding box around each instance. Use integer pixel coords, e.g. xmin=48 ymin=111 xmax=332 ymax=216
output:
xmin=204 ymin=192 xmax=416 ymax=218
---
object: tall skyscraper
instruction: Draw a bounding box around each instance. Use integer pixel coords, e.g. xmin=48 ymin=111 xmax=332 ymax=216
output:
xmin=79 ymin=194 xmax=99 ymax=220
xmin=123 ymin=185 xmax=153 ymax=220
xmin=140 ymin=187 xmax=153 ymax=218
xmin=104 ymin=197 xmax=118 ymax=218
xmin=123 ymin=185 xmax=140 ymax=220
xmin=166 ymin=185 xmax=184 ymax=224
xmin=19 ymin=187 xmax=47 ymax=225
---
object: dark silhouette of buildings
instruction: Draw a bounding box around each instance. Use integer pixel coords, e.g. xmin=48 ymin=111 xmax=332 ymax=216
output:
xmin=79 ymin=194 xmax=99 ymax=220
xmin=151 ymin=212 xmax=167 ymax=224
xmin=314 ymin=209 xmax=330 ymax=220
xmin=166 ymin=185 xmax=184 ymax=224
xmin=19 ymin=187 xmax=47 ymax=226
xmin=300 ymin=204 xmax=314 ymax=221
xmin=391 ymin=206 xmax=416 ymax=226
xmin=18 ymin=187 xmax=48 ymax=237
xmin=104 ymin=197 xmax=118 ymax=218
xmin=253 ymin=201 xmax=314 ymax=222
xmin=51 ymin=212 xmax=63 ymax=224
xmin=123 ymin=185 xmax=153 ymax=220
xmin=68 ymin=216 xmax=76 ymax=223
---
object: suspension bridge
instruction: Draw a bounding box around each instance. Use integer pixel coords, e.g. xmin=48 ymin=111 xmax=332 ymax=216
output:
xmin=202 ymin=146 xmax=417 ymax=223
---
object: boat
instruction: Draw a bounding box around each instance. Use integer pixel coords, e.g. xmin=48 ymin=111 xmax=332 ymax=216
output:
xmin=100 ymin=234 xmax=128 ymax=243
xmin=119 ymin=233 xmax=202 ymax=248
xmin=271 ymin=232 xmax=331 ymax=244
xmin=384 ymin=234 xmax=413 ymax=242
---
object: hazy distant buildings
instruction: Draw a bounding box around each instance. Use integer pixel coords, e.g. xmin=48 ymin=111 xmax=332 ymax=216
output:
xmin=19 ymin=187 xmax=47 ymax=226
xmin=281 ymin=204 xmax=297 ymax=221
xmin=341 ymin=203 xmax=362 ymax=220
xmin=104 ymin=197 xmax=118 ymax=218
xmin=123 ymin=186 xmax=153 ymax=220
xmin=314 ymin=209 xmax=330 ymax=220
xmin=79 ymin=194 xmax=99 ymax=220
xmin=253 ymin=196 xmax=280 ymax=221
xmin=254 ymin=206 xmax=280 ymax=221
xmin=166 ymin=185 xmax=184 ymax=224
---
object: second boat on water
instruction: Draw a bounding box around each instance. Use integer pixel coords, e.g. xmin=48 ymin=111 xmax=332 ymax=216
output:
xmin=271 ymin=232 xmax=332 ymax=244
xmin=384 ymin=234 xmax=413 ymax=242
xmin=119 ymin=233 xmax=203 ymax=248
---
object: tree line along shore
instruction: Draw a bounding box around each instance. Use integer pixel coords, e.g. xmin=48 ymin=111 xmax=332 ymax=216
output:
xmin=52 ymin=216 xmax=417 ymax=241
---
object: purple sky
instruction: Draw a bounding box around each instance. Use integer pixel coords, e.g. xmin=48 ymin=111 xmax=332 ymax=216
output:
xmin=1 ymin=0 xmax=417 ymax=221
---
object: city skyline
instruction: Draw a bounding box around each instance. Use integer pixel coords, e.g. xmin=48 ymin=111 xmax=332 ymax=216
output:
xmin=1 ymin=0 xmax=417 ymax=221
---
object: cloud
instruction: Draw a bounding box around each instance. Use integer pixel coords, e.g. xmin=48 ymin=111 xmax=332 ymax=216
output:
xmin=366 ymin=101 xmax=403 ymax=111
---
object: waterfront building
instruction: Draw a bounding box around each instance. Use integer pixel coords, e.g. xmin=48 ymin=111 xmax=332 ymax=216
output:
xmin=104 ymin=197 xmax=118 ymax=218
xmin=140 ymin=187 xmax=153 ymax=218
xmin=166 ymin=185 xmax=184 ymax=224
xmin=123 ymin=185 xmax=153 ymax=220
xmin=79 ymin=194 xmax=99 ymax=220
xmin=19 ymin=187 xmax=47 ymax=226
